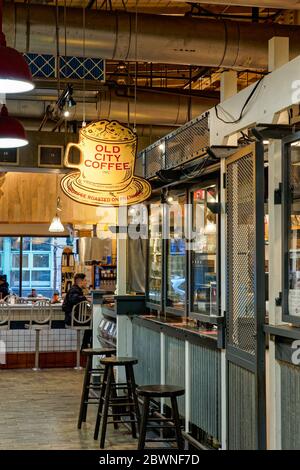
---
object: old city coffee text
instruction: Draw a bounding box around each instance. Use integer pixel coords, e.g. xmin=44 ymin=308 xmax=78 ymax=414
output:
xmin=84 ymin=144 xmax=130 ymax=170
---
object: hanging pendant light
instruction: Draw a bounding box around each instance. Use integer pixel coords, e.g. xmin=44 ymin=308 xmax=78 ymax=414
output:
xmin=0 ymin=0 xmax=34 ymax=93
xmin=0 ymin=105 xmax=28 ymax=148
xmin=49 ymin=197 xmax=65 ymax=233
xmin=49 ymin=215 xmax=65 ymax=233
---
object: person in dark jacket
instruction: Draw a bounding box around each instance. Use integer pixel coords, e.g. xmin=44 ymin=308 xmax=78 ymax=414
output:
xmin=0 ymin=276 xmax=9 ymax=300
xmin=62 ymin=273 xmax=92 ymax=349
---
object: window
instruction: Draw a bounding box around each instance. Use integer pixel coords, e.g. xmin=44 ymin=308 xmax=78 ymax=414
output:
xmin=32 ymin=238 xmax=51 ymax=251
xmin=12 ymin=254 xmax=29 ymax=269
xmin=32 ymin=271 xmax=51 ymax=285
xmin=33 ymin=254 xmax=50 ymax=268
xmin=0 ymin=236 xmax=71 ymax=297
xmin=190 ymin=185 xmax=218 ymax=317
xmin=283 ymin=138 xmax=300 ymax=323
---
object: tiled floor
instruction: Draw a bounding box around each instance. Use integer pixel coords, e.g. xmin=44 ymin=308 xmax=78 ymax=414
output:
xmin=0 ymin=368 xmax=138 ymax=450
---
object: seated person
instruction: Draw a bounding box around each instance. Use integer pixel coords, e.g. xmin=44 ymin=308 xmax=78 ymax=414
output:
xmin=62 ymin=273 xmax=92 ymax=349
xmin=0 ymin=275 xmax=9 ymax=300
xmin=28 ymin=288 xmax=38 ymax=298
xmin=51 ymin=291 xmax=60 ymax=304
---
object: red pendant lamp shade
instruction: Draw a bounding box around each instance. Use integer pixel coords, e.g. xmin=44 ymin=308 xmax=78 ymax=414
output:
xmin=0 ymin=0 xmax=34 ymax=93
xmin=0 ymin=105 xmax=28 ymax=148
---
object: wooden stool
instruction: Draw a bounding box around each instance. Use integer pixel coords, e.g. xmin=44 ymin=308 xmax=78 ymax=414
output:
xmin=136 ymin=385 xmax=185 ymax=450
xmin=94 ymin=356 xmax=140 ymax=449
xmin=77 ymin=348 xmax=116 ymax=429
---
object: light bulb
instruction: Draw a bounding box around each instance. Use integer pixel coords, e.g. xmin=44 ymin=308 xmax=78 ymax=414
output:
xmin=0 ymin=138 xmax=28 ymax=148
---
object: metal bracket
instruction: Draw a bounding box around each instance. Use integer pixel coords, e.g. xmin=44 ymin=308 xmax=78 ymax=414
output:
xmin=275 ymin=292 xmax=282 ymax=307
xmin=274 ymin=182 xmax=282 ymax=205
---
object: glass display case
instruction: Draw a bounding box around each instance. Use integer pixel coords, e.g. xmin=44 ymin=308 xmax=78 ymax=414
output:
xmin=189 ymin=184 xmax=218 ymax=318
xmin=283 ymin=137 xmax=300 ymax=323
xmin=166 ymin=190 xmax=187 ymax=312
xmin=147 ymin=202 xmax=163 ymax=307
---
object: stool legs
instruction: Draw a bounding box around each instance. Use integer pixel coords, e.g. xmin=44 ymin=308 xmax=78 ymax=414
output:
xmin=100 ymin=364 xmax=114 ymax=449
xmin=125 ymin=365 xmax=137 ymax=438
xmin=78 ymin=354 xmax=92 ymax=429
xmin=171 ymin=396 xmax=184 ymax=450
xmin=94 ymin=362 xmax=140 ymax=449
xmin=138 ymin=396 xmax=150 ymax=450
xmin=32 ymin=329 xmax=40 ymax=371
xmin=74 ymin=330 xmax=82 ymax=370
xmin=94 ymin=365 xmax=109 ymax=440
xmin=137 ymin=395 xmax=184 ymax=450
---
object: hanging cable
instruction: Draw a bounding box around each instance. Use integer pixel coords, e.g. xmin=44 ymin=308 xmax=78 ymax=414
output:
xmin=82 ymin=4 xmax=86 ymax=127
xmin=55 ymin=0 xmax=61 ymax=102
xmin=214 ymin=76 xmax=264 ymax=124
xmin=133 ymin=0 xmax=138 ymax=133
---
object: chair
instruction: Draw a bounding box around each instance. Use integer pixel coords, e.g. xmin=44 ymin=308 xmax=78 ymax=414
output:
xmin=0 ymin=302 xmax=11 ymax=330
xmin=25 ymin=300 xmax=52 ymax=371
xmin=3 ymin=294 xmax=19 ymax=305
xmin=67 ymin=301 xmax=92 ymax=370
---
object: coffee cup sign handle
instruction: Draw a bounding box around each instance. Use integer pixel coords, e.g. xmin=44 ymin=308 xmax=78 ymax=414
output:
xmin=64 ymin=142 xmax=83 ymax=169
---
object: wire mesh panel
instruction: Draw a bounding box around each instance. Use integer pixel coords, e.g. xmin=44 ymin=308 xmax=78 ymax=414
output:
xmin=226 ymin=150 xmax=256 ymax=355
xmin=165 ymin=113 xmax=209 ymax=169
xmin=225 ymin=143 xmax=266 ymax=450
xmin=144 ymin=143 xmax=164 ymax=179
xmin=134 ymin=154 xmax=144 ymax=178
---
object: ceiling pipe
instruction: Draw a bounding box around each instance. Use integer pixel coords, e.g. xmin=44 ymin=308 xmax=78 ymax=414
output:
xmin=3 ymin=4 xmax=300 ymax=70
xmin=19 ymin=118 xmax=177 ymax=137
xmin=174 ymin=0 xmax=300 ymax=9
xmin=6 ymin=88 xmax=215 ymax=126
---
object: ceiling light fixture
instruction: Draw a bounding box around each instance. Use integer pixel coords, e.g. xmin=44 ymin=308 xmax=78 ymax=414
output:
xmin=0 ymin=0 xmax=34 ymax=93
xmin=49 ymin=215 xmax=65 ymax=233
xmin=49 ymin=197 xmax=64 ymax=233
xmin=0 ymin=104 xmax=28 ymax=148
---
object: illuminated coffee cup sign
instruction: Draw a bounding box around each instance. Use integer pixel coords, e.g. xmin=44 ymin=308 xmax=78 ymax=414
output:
xmin=61 ymin=120 xmax=151 ymax=207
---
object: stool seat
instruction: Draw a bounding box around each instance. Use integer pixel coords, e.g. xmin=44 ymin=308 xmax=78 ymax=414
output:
xmin=137 ymin=385 xmax=185 ymax=398
xmin=137 ymin=384 xmax=185 ymax=450
xmin=100 ymin=356 xmax=138 ymax=366
xmin=82 ymin=348 xmax=116 ymax=356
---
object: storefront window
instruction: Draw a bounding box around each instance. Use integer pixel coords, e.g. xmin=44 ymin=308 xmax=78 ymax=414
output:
xmin=0 ymin=236 xmax=70 ymax=297
xmin=33 ymin=254 xmax=50 ymax=268
xmin=190 ymin=186 xmax=218 ymax=316
xmin=12 ymin=254 xmax=29 ymax=269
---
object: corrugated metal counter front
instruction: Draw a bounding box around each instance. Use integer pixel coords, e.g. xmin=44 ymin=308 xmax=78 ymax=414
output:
xmin=132 ymin=315 xmax=222 ymax=446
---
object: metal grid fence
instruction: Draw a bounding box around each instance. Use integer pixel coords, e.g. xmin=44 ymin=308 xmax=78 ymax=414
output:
xmin=226 ymin=151 xmax=256 ymax=355
xmin=136 ymin=112 xmax=209 ymax=179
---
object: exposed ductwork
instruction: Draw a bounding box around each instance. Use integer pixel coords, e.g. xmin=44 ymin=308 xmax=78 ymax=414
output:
xmin=3 ymin=4 xmax=300 ymax=70
xmin=6 ymin=89 xmax=215 ymax=126
xmin=173 ymin=0 xmax=300 ymax=9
